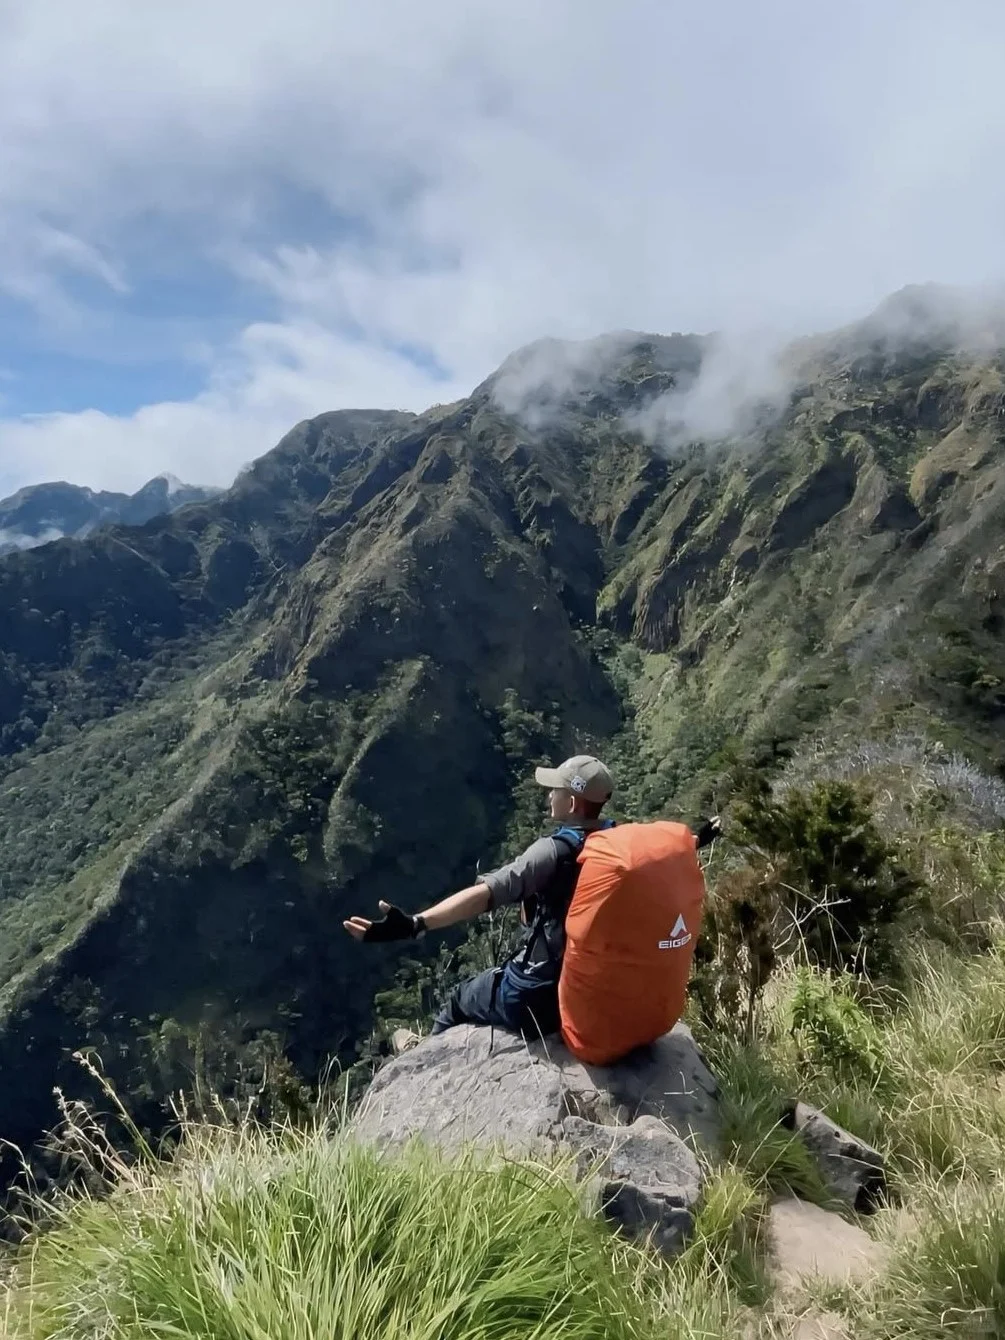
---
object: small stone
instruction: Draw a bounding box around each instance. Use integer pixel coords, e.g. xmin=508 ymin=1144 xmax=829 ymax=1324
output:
xmin=782 ymin=1102 xmax=887 ymax=1212
xmin=389 ymin=1028 xmax=422 ymax=1055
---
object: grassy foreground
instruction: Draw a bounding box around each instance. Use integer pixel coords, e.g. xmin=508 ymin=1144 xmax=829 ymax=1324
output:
xmin=1 ymin=1102 xmax=750 ymax=1340
xmin=706 ymin=928 xmax=1005 ymax=1338
xmin=4 ymin=926 xmax=1005 ymax=1338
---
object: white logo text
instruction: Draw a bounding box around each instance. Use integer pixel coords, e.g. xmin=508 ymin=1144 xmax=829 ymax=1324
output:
xmin=658 ymin=914 xmax=691 ymax=950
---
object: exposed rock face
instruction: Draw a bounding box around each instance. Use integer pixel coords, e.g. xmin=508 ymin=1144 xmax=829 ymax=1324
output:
xmin=353 ymin=1020 xmax=722 ymax=1154
xmin=782 ymin=1102 xmax=888 ymax=1212
xmin=559 ymin=1114 xmax=702 ymax=1255
xmin=352 ymin=1021 xmax=720 ymax=1255
xmin=353 ymin=1023 xmax=895 ymax=1259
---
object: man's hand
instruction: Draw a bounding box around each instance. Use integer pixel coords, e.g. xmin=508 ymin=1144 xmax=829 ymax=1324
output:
xmin=343 ymin=901 xmax=419 ymax=943
xmin=694 ymin=816 xmax=723 ymax=849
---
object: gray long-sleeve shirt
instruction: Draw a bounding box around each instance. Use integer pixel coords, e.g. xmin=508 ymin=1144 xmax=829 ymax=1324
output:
xmin=481 ymin=824 xmax=604 ymax=974
xmin=482 ymin=836 xmax=568 ymax=911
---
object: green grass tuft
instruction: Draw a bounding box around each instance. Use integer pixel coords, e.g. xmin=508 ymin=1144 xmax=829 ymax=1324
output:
xmin=859 ymin=1178 xmax=1005 ymax=1338
xmin=3 ymin=1115 xmax=746 ymax=1340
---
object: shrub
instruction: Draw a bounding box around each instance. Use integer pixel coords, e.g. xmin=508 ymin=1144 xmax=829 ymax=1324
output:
xmin=690 ymin=861 xmax=781 ymax=1039
xmin=786 ymin=966 xmax=886 ymax=1086
xmin=731 ymin=775 xmax=922 ymax=977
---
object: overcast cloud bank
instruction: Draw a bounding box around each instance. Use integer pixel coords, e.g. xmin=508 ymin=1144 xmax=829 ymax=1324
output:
xmin=0 ymin=0 xmax=1004 ymax=493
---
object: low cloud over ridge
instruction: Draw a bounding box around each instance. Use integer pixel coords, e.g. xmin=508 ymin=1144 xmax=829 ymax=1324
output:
xmin=0 ymin=0 xmax=1004 ymax=492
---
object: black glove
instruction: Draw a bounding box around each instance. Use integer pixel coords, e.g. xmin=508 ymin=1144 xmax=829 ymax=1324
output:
xmin=694 ymin=816 xmax=723 ymax=849
xmin=362 ymin=902 xmax=421 ymax=943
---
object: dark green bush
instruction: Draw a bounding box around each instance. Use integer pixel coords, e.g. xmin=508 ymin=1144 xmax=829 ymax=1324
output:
xmin=731 ymin=775 xmax=922 ymax=977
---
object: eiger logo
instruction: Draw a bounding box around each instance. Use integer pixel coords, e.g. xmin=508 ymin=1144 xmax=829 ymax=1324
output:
xmin=659 ymin=914 xmax=692 ymax=950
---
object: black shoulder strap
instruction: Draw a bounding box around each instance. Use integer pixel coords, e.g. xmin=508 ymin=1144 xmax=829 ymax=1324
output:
xmin=551 ymin=824 xmax=587 ymax=857
xmin=509 ymin=828 xmax=587 ymax=972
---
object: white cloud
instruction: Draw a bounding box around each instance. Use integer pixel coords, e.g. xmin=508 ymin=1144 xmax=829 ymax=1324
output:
xmin=491 ymin=333 xmax=646 ymax=428
xmin=626 ymin=329 xmax=797 ymax=454
xmin=0 ymin=321 xmax=468 ymax=493
xmin=0 ymin=526 xmax=66 ymax=551
xmin=0 ymin=0 xmax=1004 ymax=490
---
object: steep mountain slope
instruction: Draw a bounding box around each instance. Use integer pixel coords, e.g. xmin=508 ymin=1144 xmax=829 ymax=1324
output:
xmin=597 ymin=323 xmax=1005 ymax=807
xmin=0 ymin=475 xmax=221 ymax=556
xmin=0 ymin=293 xmax=1002 ymax=1186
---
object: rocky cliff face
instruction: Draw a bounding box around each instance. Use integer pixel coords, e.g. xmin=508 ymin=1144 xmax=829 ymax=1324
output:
xmin=0 ymin=291 xmax=1002 ymax=1184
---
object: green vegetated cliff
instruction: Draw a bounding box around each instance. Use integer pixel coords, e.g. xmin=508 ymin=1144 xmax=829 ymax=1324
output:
xmin=0 ymin=288 xmax=1002 ymax=1187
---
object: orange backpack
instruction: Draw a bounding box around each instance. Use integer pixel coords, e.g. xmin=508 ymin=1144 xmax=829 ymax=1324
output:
xmin=557 ymin=821 xmax=706 ymax=1065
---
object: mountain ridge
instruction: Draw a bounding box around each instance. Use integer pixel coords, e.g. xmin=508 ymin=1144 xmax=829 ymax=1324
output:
xmin=0 ymin=289 xmax=1002 ymax=1197
xmin=0 ymin=475 xmax=222 ymax=556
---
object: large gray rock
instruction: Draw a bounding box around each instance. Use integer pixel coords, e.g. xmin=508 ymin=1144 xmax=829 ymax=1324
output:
xmin=548 ymin=1025 xmax=722 ymax=1150
xmin=560 ymin=1114 xmax=702 ymax=1255
xmin=353 ymin=1021 xmax=721 ymax=1154
xmin=350 ymin=1021 xmax=720 ymax=1256
xmin=782 ymin=1102 xmax=888 ymax=1212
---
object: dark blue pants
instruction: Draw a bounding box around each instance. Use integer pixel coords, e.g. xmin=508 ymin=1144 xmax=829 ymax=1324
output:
xmin=430 ymin=964 xmax=561 ymax=1041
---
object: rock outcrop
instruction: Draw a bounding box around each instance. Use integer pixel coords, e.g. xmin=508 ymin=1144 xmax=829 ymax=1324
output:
xmin=353 ymin=1021 xmax=722 ymax=1154
xmin=782 ymin=1101 xmax=887 ymax=1212
xmin=352 ymin=1021 xmax=719 ymax=1254
xmin=769 ymin=1196 xmax=888 ymax=1291
xmin=559 ymin=1114 xmax=702 ymax=1255
xmin=352 ymin=1023 xmax=893 ymax=1260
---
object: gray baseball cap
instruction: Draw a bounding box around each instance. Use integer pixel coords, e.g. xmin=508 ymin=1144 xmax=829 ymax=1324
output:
xmin=534 ymin=754 xmax=614 ymax=804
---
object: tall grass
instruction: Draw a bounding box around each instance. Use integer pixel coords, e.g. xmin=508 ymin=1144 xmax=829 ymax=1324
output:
xmin=4 ymin=1127 xmax=631 ymax=1338
xmin=2 ymin=1090 xmax=762 ymax=1340
xmin=698 ymin=920 xmax=1005 ymax=1190
xmin=697 ymin=920 xmax=1005 ymax=1335
xmin=859 ymin=1176 xmax=1005 ymax=1338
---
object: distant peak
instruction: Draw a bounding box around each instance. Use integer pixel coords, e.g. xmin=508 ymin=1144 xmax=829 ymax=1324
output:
xmin=138 ymin=473 xmax=220 ymax=500
xmin=860 ymin=282 xmax=1005 ymax=348
xmin=141 ymin=473 xmax=186 ymax=497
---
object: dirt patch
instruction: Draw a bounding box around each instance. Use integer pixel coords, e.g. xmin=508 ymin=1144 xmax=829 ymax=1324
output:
xmin=769 ymin=1196 xmax=889 ymax=1291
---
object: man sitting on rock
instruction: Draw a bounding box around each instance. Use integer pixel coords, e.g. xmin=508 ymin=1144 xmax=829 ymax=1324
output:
xmin=343 ymin=755 xmax=617 ymax=1043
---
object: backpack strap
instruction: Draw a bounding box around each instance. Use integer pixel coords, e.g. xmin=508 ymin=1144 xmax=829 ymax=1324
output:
xmin=518 ymin=825 xmax=585 ymax=929
xmin=529 ymin=820 xmax=614 ymax=958
xmin=510 ymin=826 xmax=588 ymax=972
xmin=552 ymin=824 xmax=588 ymax=855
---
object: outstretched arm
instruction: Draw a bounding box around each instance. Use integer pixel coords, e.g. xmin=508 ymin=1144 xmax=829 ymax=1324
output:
xmin=343 ymin=882 xmax=490 ymax=942
xmin=418 ymin=882 xmax=491 ymax=929
xmin=343 ymin=835 xmax=561 ymax=943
